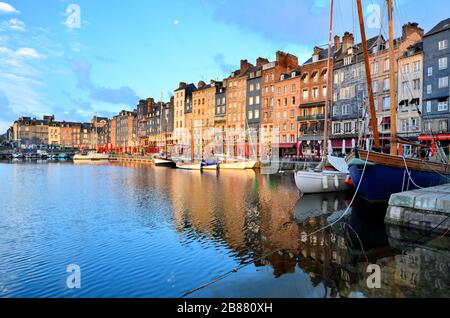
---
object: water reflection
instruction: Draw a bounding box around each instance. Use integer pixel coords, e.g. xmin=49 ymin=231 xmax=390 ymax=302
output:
xmin=0 ymin=162 xmax=448 ymax=298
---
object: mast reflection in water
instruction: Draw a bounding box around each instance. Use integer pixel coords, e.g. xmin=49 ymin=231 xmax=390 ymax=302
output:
xmin=0 ymin=161 xmax=448 ymax=298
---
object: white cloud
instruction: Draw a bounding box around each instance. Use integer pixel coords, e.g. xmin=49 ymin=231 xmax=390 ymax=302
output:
xmin=0 ymin=2 xmax=19 ymax=14
xmin=1 ymin=18 xmax=26 ymax=31
xmin=0 ymin=46 xmax=45 ymax=60
xmin=15 ymin=47 xmax=44 ymax=59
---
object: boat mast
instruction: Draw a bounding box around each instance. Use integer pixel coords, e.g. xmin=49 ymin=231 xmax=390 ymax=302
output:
xmin=356 ymin=0 xmax=381 ymax=150
xmin=387 ymin=0 xmax=398 ymax=155
xmin=323 ymin=0 xmax=334 ymax=160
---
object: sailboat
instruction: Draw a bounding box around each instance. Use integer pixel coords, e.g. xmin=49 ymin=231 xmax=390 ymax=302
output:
xmin=346 ymin=0 xmax=450 ymax=203
xmin=153 ymin=95 xmax=177 ymax=167
xmin=176 ymin=119 xmax=202 ymax=170
xmin=294 ymin=0 xmax=351 ymax=194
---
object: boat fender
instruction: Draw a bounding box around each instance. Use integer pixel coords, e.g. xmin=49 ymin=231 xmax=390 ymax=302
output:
xmin=322 ymin=175 xmax=329 ymax=190
xmin=334 ymin=175 xmax=339 ymax=188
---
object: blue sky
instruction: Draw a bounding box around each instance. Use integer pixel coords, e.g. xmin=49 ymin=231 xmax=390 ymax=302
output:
xmin=0 ymin=0 xmax=449 ymax=133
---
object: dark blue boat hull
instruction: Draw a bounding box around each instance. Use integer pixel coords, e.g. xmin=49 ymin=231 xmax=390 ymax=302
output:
xmin=349 ymin=163 xmax=449 ymax=203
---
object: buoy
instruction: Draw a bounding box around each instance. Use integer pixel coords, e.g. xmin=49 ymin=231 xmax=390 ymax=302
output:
xmin=347 ymin=177 xmax=353 ymax=186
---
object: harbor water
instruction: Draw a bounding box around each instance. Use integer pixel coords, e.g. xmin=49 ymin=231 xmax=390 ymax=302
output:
xmin=0 ymin=161 xmax=448 ymax=298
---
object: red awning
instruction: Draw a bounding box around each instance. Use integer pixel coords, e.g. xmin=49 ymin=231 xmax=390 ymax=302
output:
xmin=419 ymin=134 xmax=450 ymax=141
xmin=331 ymin=139 xmax=353 ymax=149
xmin=381 ymin=117 xmax=391 ymax=125
xmin=273 ymin=143 xmax=296 ymax=149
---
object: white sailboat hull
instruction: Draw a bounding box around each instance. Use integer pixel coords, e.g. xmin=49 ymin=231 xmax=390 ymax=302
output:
xmin=219 ymin=161 xmax=248 ymax=170
xmin=202 ymin=164 xmax=218 ymax=171
xmin=176 ymin=162 xmax=202 ymax=170
xmin=294 ymin=170 xmax=351 ymax=194
xmin=73 ymin=153 xmax=109 ymax=161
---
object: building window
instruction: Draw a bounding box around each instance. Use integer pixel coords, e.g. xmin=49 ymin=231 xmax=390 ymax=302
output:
xmin=426 ymin=101 xmax=431 ymax=113
xmin=342 ymin=104 xmax=349 ymax=115
xmin=383 ymin=97 xmax=391 ymax=110
xmin=312 ymin=88 xmax=318 ymax=99
xmin=438 ymin=100 xmax=449 ymax=111
xmin=385 ymin=58 xmax=390 ymax=71
xmin=303 ymin=89 xmax=308 ymax=99
xmin=372 ymin=62 xmax=379 ymax=74
xmin=384 ymin=78 xmax=390 ymax=91
xmin=413 ymin=79 xmax=420 ymax=90
xmin=402 ymin=64 xmax=410 ymax=74
xmin=334 ymin=123 xmax=341 ymax=134
xmin=402 ymin=119 xmax=408 ymax=132
xmin=439 ymin=76 xmax=449 ymax=88
xmin=250 ymin=84 xmax=254 ymax=92
xmin=373 ymin=80 xmax=379 ymax=93
xmin=427 ymin=84 xmax=432 ymax=94
xmin=344 ymin=122 xmax=352 ymax=133
xmin=413 ymin=61 xmax=421 ymax=73
xmin=438 ymin=39 xmax=448 ymax=51
xmin=255 ymin=96 xmax=260 ymax=104
xmin=344 ymin=56 xmax=352 ymax=66
xmin=248 ymin=111 xmax=253 ymax=120
xmin=255 ymin=110 xmax=260 ymax=119
xmin=428 ymin=67 xmax=433 ymax=77
xmin=292 ymin=96 xmax=296 ymax=106
xmin=439 ymin=120 xmax=448 ymax=132
xmin=323 ymin=86 xmax=327 ymax=97
xmin=439 ymin=57 xmax=448 ymax=70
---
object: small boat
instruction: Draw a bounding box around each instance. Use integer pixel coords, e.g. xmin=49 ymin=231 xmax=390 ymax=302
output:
xmin=176 ymin=161 xmax=202 ymax=170
xmin=153 ymin=158 xmax=176 ymax=168
xmin=73 ymin=151 xmax=109 ymax=161
xmin=58 ymin=153 xmax=67 ymax=159
xmin=294 ymin=169 xmax=351 ymax=194
xmin=201 ymin=159 xmax=218 ymax=171
xmin=12 ymin=152 xmax=24 ymax=159
xmin=218 ymin=160 xmax=248 ymax=170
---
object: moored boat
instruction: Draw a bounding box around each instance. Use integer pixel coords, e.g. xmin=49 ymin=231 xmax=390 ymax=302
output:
xmin=294 ymin=170 xmax=351 ymax=194
xmin=218 ymin=160 xmax=248 ymax=170
xmin=347 ymin=149 xmax=450 ymax=202
xmin=73 ymin=151 xmax=109 ymax=161
xmin=201 ymin=159 xmax=218 ymax=171
xmin=153 ymin=158 xmax=176 ymax=168
xmin=176 ymin=161 xmax=202 ymax=170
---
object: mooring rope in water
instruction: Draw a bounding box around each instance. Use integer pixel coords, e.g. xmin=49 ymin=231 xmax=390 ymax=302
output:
xmin=180 ymin=150 xmax=372 ymax=298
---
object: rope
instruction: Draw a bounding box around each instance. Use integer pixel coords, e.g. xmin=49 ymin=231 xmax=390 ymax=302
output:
xmin=180 ymin=150 xmax=372 ymax=298
xmin=402 ymin=155 xmax=424 ymax=189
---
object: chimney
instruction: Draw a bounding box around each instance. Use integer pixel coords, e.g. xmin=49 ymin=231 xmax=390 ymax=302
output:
xmin=256 ymin=57 xmax=269 ymax=68
xmin=276 ymin=51 xmax=299 ymax=70
xmin=402 ymin=22 xmax=424 ymax=39
xmin=210 ymin=79 xmax=216 ymax=87
xmin=198 ymin=81 xmax=206 ymax=89
xmin=240 ymin=59 xmax=253 ymax=75
xmin=313 ymin=46 xmax=323 ymax=55
xmin=342 ymin=32 xmax=354 ymax=51
xmin=178 ymin=82 xmax=187 ymax=90
xmin=334 ymin=35 xmax=341 ymax=51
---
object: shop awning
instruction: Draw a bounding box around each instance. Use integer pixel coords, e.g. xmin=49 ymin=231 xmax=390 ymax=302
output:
xmin=273 ymin=143 xmax=296 ymax=149
xmin=331 ymin=139 xmax=353 ymax=149
xmin=419 ymin=134 xmax=450 ymax=141
xmin=381 ymin=117 xmax=391 ymax=125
